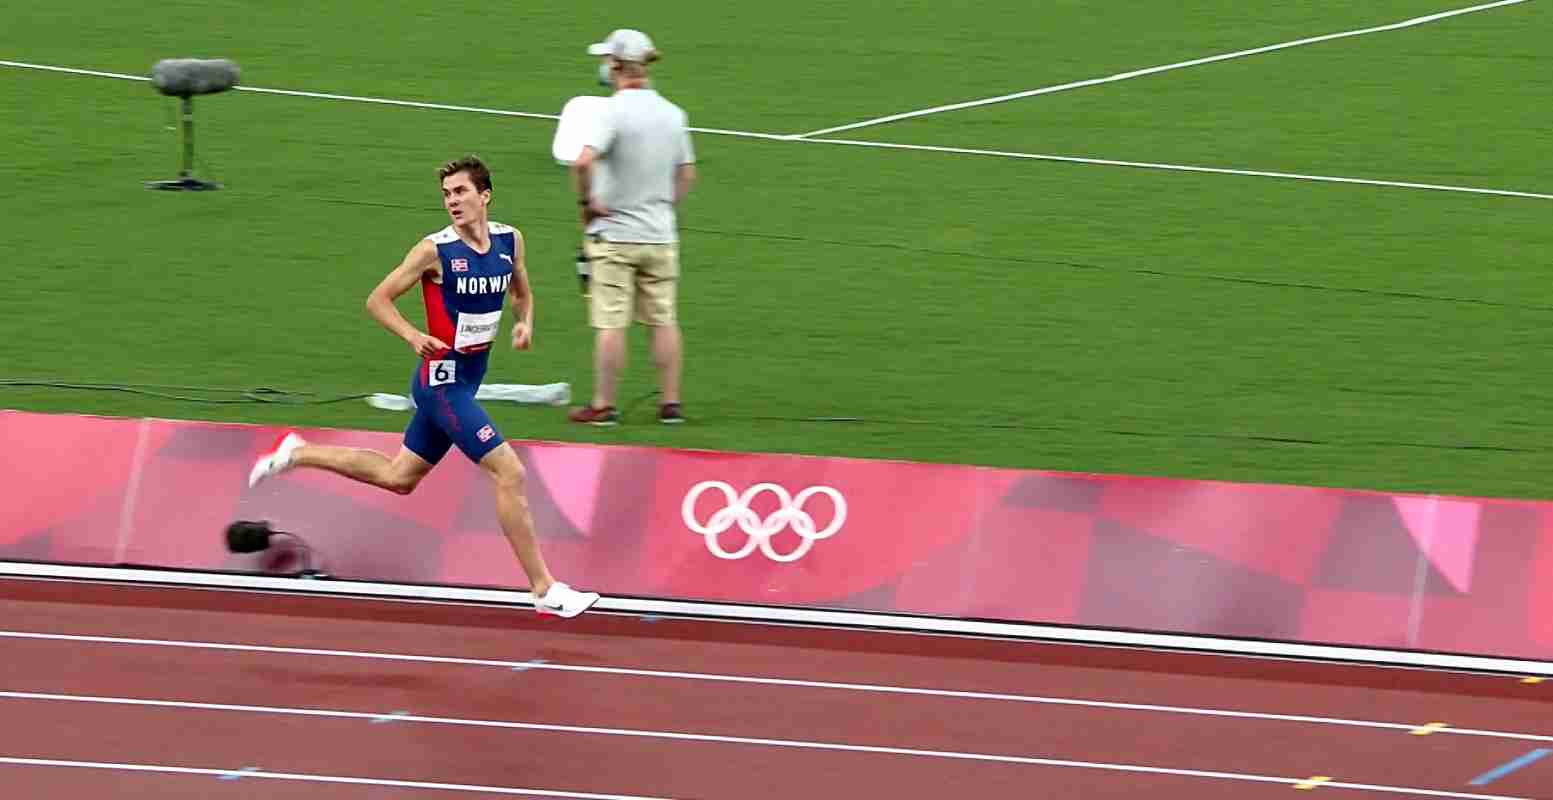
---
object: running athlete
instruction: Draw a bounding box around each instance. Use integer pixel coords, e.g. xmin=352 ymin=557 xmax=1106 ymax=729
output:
xmin=247 ymin=156 xmax=600 ymax=618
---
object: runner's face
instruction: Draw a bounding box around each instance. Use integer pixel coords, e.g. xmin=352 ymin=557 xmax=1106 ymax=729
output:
xmin=441 ymin=172 xmax=488 ymax=224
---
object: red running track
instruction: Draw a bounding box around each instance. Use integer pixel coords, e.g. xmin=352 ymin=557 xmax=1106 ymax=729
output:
xmin=0 ymin=576 xmax=1551 ymax=799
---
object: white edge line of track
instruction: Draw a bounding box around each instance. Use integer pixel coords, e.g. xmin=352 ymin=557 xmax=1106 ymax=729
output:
xmin=794 ymin=0 xmax=1530 ymax=138
xmin=1 ymin=59 xmax=1546 ymax=201
xmin=0 ymin=756 xmax=681 ymax=800
xmin=2 ymin=561 xmax=1550 ymax=675
xmin=0 ymin=696 xmax=1536 ymax=800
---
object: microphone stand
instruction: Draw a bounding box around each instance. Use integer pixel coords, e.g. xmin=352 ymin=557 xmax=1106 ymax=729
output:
xmin=147 ymin=96 xmax=221 ymax=191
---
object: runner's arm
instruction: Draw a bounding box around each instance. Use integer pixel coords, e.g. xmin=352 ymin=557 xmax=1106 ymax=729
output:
xmin=366 ymin=238 xmax=445 ymax=355
xmin=509 ymin=231 xmax=534 ymax=350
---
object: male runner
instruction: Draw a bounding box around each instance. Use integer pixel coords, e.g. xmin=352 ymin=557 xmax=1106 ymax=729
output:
xmin=248 ymin=156 xmax=600 ymax=618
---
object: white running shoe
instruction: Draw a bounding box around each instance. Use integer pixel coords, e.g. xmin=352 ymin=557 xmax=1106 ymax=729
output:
xmin=248 ymin=431 xmax=308 ymax=489
xmin=535 ymin=582 xmax=601 ymax=618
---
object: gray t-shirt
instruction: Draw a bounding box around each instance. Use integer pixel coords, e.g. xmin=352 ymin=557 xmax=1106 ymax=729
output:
xmin=586 ymin=88 xmax=695 ymax=244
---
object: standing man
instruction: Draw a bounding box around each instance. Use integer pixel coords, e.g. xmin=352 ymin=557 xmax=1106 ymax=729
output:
xmin=247 ymin=155 xmax=600 ymax=619
xmin=569 ymin=29 xmax=697 ymax=426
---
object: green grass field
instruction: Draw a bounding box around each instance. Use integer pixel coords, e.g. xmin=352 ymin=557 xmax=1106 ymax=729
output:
xmin=3 ymin=1 xmax=1550 ymax=499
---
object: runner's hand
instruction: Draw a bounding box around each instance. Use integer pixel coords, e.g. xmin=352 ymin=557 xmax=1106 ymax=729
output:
xmin=511 ymin=322 xmax=532 ymax=351
xmin=408 ymin=331 xmax=449 ymax=358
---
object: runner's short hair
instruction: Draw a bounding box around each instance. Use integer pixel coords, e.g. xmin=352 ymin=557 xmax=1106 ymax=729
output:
xmin=438 ymin=155 xmax=492 ymax=193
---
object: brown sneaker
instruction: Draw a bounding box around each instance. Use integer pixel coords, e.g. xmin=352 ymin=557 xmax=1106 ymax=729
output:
xmin=568 ymin=405 xmax=619 ymax=426
xmin=658 ymin=403 xmax=684 ymax=424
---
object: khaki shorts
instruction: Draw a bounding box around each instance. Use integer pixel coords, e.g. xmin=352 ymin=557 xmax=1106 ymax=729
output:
xmin=585 ymin=240 xmax=679 ymax=329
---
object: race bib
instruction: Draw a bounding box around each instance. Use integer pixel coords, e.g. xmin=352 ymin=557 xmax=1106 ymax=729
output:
xmin=428 ymin=359 xmax=455 ymax=387
xmin=454 ymin=310 xmax=502 ymax=352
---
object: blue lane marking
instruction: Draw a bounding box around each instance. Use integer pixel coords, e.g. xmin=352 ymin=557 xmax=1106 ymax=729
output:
xmin=218 ymin=766 xmax=261 ymax=781
xmin=1469 ymin=748 xmax=1552 ymax=786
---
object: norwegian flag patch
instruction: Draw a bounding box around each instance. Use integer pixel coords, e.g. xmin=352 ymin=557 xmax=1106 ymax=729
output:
xmin=476 ymin=425 xmax=495 ymax=443
xmin=450 ymin=258 xmax=469 ymax=273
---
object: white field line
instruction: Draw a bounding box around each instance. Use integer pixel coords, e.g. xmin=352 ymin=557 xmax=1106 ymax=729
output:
xmin=0 ymin=756 xmax=681 ymax=799
xmin=3 ymin=630 xmax=1553 ymax=745
xmin=1 ymin=57 xmax=1547 ymax=202
xmin=0 ymin=693 xmax=1536 ymax=800
xmin=794 ymin=0 xmax=1530 ymax=138
xmin=0 ymin=61 xmax=561 ymax=121
xmin=0 ymin=60 xmax=773 ymax=134
xmin=801 ymin=137 xmax=1553 ymax=200
xmin=233 ymin=85 xmax=559 ymax=121
xmin=0 ymin=62 xmax=151 ymax=81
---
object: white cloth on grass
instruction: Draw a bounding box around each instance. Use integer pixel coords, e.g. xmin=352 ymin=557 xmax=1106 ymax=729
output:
xmin=366 ymin=383 xmax=571 ymax=412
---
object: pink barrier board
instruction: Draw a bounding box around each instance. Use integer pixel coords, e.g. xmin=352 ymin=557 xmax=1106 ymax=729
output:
xmin=4 ymin=409 xmax=1552 ymax=660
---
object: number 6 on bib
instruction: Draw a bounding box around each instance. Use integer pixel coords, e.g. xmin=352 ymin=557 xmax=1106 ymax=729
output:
xmin=429 ymin=359 xmax=456 ymax=387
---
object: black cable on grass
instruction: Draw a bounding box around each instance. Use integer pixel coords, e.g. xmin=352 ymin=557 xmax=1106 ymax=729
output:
xmin=0 ymin=379 xmax=371 ymax=406
xmin=8 ymin=380 xmax=1539 ymax=454
xmin=734 ymin=414 xmax=1546 ymax=454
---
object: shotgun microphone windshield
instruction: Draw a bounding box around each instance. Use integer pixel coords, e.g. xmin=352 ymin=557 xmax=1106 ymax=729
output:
xmin=151 ymin=58 xmax=240 ymax=97
xmin=146 ymin=58 xmax=240 ymax=191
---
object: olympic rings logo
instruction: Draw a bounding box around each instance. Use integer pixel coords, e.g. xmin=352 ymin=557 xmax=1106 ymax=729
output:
xmin=682 ymin=481 xmax=847 ymax=563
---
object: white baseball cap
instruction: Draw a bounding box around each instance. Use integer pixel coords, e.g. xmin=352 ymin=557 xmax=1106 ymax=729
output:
xmin=587 ymin=29 xmax=658 ymax=62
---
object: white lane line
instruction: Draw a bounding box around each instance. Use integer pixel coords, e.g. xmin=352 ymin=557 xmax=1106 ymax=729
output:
xmin=0 ymin=693 xmax=1536 ymax=800
xmin=801 ymin=137 xmax=1553 ymax=200
xmin=1 ymin=630 xmax=1550 ymax=744
xmin=1305 ymin=780 xmax=1529 ymax=800
xmin=0 ymin=756 xmax=681 ymax=799
xmin=794 ymin=0 xmax=1530 ymax=138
